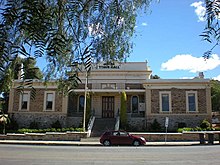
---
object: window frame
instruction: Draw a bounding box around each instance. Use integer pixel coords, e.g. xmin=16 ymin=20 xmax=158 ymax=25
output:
xmin=44 ymin=91 xmax=55 ymax=111
xmin=78 ymin=95 xmax=85 ymax=113
xmin=131 ymin=95 xmax=139 ymax=113
xmin=159 ymin=91 xmax=172 ymax=112
xmin=186 ymin=91 xmax=198 ymax=112
xmin=19 ymin=91 xmax=30 ymax=111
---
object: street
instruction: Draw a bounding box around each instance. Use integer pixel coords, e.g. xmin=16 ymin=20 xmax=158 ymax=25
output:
xmin=0 ymin=144 xmax=220 ymax=165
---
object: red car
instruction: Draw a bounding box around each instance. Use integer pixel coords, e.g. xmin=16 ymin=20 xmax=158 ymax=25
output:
xmin=100 ymin=131 xmax=146 ymax=146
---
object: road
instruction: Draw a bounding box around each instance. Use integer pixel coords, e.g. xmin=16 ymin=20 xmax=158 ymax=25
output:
xmin=0 ymin=144 xmax=220 ymax=165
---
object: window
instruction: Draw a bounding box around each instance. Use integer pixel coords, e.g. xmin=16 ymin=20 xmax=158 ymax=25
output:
xmin=19 ymin=92 xmax=30 ymax=111
xmin=186 ymin=91 xmax=198 ymax=112
xmin=159 ymin=92 xmax=171 ymax=112
xmin=132 ymin=96 xmax=139 ymax=113
xmin=78 ymin=95 xmax=85 ymax=112
xmin=44 ymin=91 xmax=55 ymax=111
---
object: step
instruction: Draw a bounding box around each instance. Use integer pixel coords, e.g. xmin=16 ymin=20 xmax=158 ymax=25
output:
xmin=91 ymin=118 xmax=116 ymax=137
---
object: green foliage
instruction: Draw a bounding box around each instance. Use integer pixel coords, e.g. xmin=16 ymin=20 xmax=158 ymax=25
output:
xmin=0 ymin=0 xmax=153 ymax=94
xmin=151 ymin=74 xmax=160 ymax=79
xmin=22 ymin=57 xmax=43 ymax=80
xmin=120 ymin=91 xmax=127 ymax=129
xmin=51 ymin=120 xmax=62 ymax=129
xmin=177 ymin=119 xmax=214 ymax=132
xmin=0 ymin=109 xmax=11 ymax=134
xmin=17 ymin=127 xmax=83 ymax=134
xmin=150 ymin=119 xmax=161 ymax=132
xmin=29 ymin=121 xmax=39 ymax=129
xmin=201 ymin=0 xmax=219 ymax=57
xmin=200 ymin=119 xmax=211 ymax=129
xmin=211 ymin=80 xmax=220 ymax=112
xmin=177 ymin=127 xmax=194 ymax=133
xmin=178 ymin=122 xmax=186 ymax=128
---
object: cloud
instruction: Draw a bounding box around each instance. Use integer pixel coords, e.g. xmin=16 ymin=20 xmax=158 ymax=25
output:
xmin=213 ymin=75 xmax=220 ymax=81
xmin=180 ymin=77 xmax=194 ymax=79
xmin=161 ymin=54 xmax=220 ymax=73
xmin=190 ymin=1 xmax=206 ymax=22
xmin=141 ymin=22 xmax=147 ymax=26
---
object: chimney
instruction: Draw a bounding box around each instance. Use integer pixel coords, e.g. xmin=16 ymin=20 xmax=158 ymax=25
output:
xmin=199 ymin=72 xmax=204 ymax=79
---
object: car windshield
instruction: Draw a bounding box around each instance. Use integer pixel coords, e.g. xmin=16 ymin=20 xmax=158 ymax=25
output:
xmin=119 ymin=131 xmax=128 ymax=136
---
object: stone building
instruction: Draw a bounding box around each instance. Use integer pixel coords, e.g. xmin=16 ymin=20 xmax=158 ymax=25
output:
xmin=8 ymin=61 xmax=212 ymax=131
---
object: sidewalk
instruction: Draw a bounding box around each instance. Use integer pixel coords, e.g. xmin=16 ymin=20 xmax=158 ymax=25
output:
xmin=0 ymin=139 xmax=212 ymax=146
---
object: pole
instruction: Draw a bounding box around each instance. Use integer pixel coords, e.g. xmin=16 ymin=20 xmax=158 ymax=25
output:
xmin=165 ymin=126 xmax=167 ymax=144
xmin=83 ymin=71 xmax=88 ymax=132
xmin=165 ymin=117 xmax=169 ymax=144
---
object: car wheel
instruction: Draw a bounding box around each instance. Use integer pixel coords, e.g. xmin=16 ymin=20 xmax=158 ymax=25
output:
xmin=103 ymin=140 xmax=111 ymax=146
xmin=133 ymin=140 xmax=140 ymax=146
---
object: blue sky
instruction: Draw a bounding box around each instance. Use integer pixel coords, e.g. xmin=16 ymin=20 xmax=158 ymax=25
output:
xmin=128 ymin=0 xmax=220 ymax=80
xmin=30 ymin=0 xmax=219 ymax=80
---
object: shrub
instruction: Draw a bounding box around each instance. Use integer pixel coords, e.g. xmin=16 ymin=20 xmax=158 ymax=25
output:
xmin=178 ymin=122 xmax=186 ymax=128
xmin=200 ymin=119 xmax=211 ymax=129
xmin=17 ymin=127 xmax=83 ymax=133
xmin=177 ymin=127 xmax=193 ymax=133
xmin=29 ymin=121 xmax=39 ymax=129
xmin=120 ymin=91 xmax=127 ymax=129
xmin=150 ymin=119 xmax=161 ymax=132
xmin=6 ymin=115 xmax=19 ymax=131
xmin=51 ymin=120 xmax=62 ymax=129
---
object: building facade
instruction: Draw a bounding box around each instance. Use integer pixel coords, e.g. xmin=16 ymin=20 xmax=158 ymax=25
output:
xmin=8 ymin=62 xmax=212 ymax=130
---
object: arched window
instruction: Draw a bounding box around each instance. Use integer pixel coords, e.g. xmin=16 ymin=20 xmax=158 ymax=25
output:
xmin=78 ymin=95 xmax=85 ymax=112
xmin=132 ymin=96 xmax=138 ymax=113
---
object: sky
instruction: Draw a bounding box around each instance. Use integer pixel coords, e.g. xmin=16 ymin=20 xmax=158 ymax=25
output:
xmin=128 ymin=0 xmax=220 ymax=80
xmin=31 ymin=0 xmax=220 ymax=80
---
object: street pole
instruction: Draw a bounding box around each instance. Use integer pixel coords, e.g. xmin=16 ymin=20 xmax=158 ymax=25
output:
xmin=165 ymin=117 xmax=169 ymax=144
xmin=83 ymin=71 xmax=88 ymax=132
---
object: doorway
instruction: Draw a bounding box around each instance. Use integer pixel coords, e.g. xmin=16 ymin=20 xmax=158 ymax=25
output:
xmin=102 ymin=96 xmax=114 ymax=118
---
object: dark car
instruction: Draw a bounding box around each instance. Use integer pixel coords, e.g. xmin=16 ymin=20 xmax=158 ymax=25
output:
xmin=100 ymin=130 xmax=146 ymax=146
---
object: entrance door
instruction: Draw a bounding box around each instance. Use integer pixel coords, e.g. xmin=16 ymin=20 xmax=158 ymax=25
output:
xmin=102 ymin=96 xmax=114 ymax=118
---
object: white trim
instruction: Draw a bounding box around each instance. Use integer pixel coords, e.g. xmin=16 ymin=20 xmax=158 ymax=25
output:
xmin=44 ymin=91 xmax=55 ymax=111
xmin=144 ymin=85 xmax=208 ymax=89
xmin=159 ymin=91 xmax=172 ymax=113
xmin=19 ymin=91 xmax=30 ymax=111
xmin=186 ymin=91 xmax=198 ymax=112
xmin=73 ymin=89 xmax=145 ymax=93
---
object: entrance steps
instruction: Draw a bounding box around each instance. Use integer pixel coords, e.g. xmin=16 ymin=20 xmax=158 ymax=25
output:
xmin=91 ymin=118 xmax=116 ymax=137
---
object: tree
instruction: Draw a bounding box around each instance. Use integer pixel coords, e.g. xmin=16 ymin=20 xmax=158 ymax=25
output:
xmin=0 ymin=0 xmax=153 ymax=93
xmin=120 ymin=91 xmax=127 ymax=129
xmin=0 ymin=109 xmax=10 ymax=134
xmin=201 ymin=0 xmax=219 ymax=59
xmin=0 ymin=56 xmax=43 ymax=113
xmin=211 ymin=80 xmax=220 ymax=112
xmin=21 ymin=57 xmax=43 ymax=80
xmin=151 ymin=74 xmax=160 ymax=79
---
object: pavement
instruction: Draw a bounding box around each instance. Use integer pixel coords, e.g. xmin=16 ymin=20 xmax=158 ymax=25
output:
xmin=0 ymin=139 xmax=219 ymax=146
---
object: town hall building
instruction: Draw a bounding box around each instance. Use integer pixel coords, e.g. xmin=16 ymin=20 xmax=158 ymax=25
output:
xmin=8 ymin=61 xmax=212 ymax=131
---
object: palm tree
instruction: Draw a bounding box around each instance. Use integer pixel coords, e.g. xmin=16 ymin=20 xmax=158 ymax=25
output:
xmin=0 ymin=110 xmax=10 ymax=134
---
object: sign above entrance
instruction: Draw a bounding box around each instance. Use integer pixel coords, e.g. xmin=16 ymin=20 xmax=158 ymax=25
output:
xmin=97 ymin=62 xmax=121 ymax=69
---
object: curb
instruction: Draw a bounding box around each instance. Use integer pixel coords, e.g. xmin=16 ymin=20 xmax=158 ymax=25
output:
xmin=0 ymin=140 xmax=205 ymax=146
xmin=0 ymin=140 xmax=102 ymax=146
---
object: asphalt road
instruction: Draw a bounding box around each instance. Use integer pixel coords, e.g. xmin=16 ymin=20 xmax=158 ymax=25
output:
xmin=0 ymin=144 xmax=220 ymax=165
